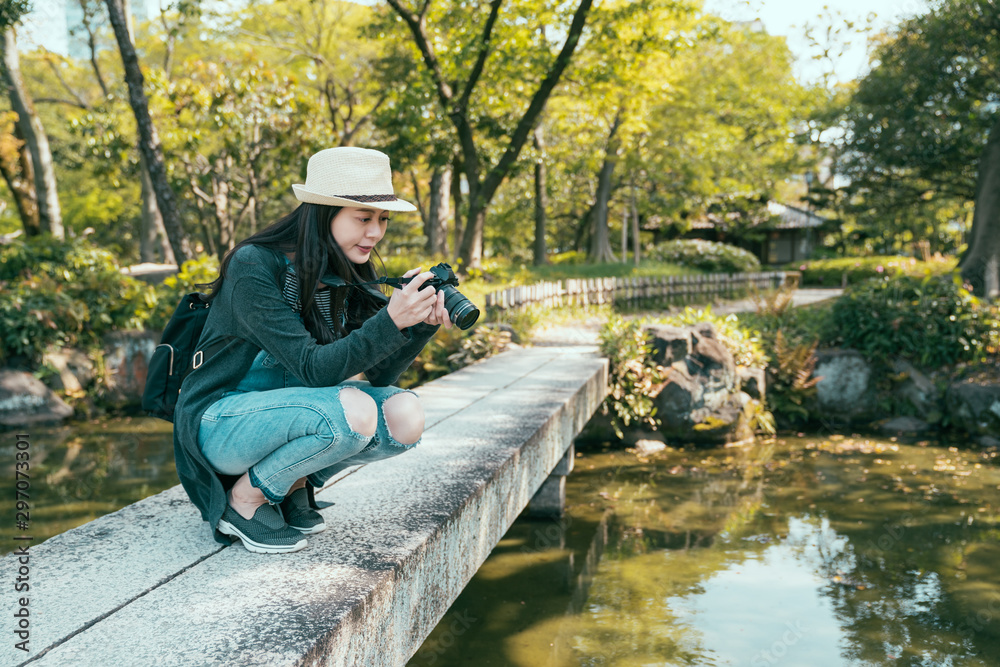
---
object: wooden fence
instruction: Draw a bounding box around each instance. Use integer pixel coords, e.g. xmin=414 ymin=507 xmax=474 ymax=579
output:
xmin=484 ymin=271 xmax=798 ymax=316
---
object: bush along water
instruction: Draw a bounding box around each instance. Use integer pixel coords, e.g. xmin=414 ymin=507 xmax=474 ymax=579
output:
xmin=598 ymin=310 xmax=773 ymax=442
xmin=0 ymin=236 xmax=156 ymax=367
xmin=830 ymin=273 xmax=998 ymax=368
xmin=793 ymin=255 xmax=956 ymax=287
xmin=650 ymin=239 xmax=761 ymax=274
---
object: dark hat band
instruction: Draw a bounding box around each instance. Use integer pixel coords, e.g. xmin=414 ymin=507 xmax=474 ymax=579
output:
xmin=336 ymin=194 xmax=399 ymax=203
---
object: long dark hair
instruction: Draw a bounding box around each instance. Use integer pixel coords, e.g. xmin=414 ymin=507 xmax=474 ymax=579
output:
xmin=200 ymin=203 xmax=385 ymax=343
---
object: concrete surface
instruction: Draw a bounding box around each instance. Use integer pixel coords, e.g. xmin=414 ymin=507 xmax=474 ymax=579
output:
xmin=2 ymin=344 xmax=606 ymax=667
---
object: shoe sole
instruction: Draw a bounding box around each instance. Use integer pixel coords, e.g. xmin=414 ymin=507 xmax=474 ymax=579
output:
xmin=218 ymin=519 xmax=308 ymax=554
xmin=289 ymin=521 xmax=327 ymax=535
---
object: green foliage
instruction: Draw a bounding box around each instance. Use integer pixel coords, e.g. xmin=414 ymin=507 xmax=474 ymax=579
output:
xmin=765 ymin=331 xmax=821 ymax=428
xmin=650 ymin=239 xmax=761 ymax=274
xmin=830 ymin=274 xmax=1000 ymax=368
xmin=0 ymin=0 xmax=30 ymax=29
xmin=794 ymin=256 xmax=957 ymax=287
xmin=598 ymin=316 xmax=666 ymax=437
xmin=0 ymin=237 xmax=154 ymax=364
xmin=838 ymin=0 xmax=998 ymax=253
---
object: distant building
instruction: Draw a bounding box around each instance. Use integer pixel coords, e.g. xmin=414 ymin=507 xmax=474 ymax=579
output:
xmin=19 ymin=0 xmax=158 ymax=59
xmin=686 ymin=201 xmax=830 ymax=266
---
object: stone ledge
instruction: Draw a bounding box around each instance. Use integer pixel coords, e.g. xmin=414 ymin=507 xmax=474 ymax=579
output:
xmin=2 ymin=345 xmax=607 ymax=667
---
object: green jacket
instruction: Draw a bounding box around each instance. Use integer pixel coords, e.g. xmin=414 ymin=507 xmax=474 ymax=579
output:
xmin=173 ymin=244 xmax=438 ymax=544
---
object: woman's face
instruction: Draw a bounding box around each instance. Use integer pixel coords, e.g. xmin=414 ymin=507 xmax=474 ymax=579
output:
xmin=330 ymin=206 xmax=389 ymax=264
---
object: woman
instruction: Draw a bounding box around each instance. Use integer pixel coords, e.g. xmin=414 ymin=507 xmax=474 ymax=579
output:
xmin=173 ymin=147 xmax=449 ymax=553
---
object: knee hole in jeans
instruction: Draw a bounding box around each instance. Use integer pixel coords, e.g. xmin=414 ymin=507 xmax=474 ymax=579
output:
xmin=383 ymin=391 xmax=424 ymax=445
xmin=339 ymin=387 xmax=378 ymax=438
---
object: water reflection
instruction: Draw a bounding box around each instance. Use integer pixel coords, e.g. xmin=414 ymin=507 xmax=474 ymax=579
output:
xmin=0 ymin=417 xmax=176 ymax=552
xmin=411 ymin=437 xmax=1000 ymax=666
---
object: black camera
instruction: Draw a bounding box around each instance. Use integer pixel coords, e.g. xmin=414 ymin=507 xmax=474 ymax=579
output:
xmin=385 ymin=262 xmax=480 ymax=330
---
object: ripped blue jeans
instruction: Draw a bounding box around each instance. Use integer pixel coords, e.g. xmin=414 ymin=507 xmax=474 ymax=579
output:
xmin=198 ymin=349 xmax=417 ymax=503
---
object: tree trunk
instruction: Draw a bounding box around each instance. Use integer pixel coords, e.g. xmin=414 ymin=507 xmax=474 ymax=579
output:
xmin=461 ymin=199 xmax=487 ymax=269
xmin=630 ymin=184 xmax=640 ymax=265
xmin=0 ymin=29 xmax=62 ymax=238
xmin=105 ymin=0 xmax=191 ymax=264
xmin=589 ymin=155 xmax=617 ymax=262
xmin=621 ymin=201 xmax=628 ymax=263
xmin=0 ymin=123 xmax=39 ymax=235
xmin=533 ymin=125 xmax=548 ymax=266
xmin=213 ymin=158 xmax=233 ymax=259
xmin=138 ymin=149 xmax=174 ymax=263
xmin=451 ymin=156 xmax=464 ymax=262
xmin=574 ymin=201 xmax=596 ymax=252
xmin=388 ymin=0 xmax=594 ymax=270
xmin=589 ymin=111 xmax=623 ymax=263
xmin=125 ymin=0 xmax=172 ymax=264
xmin=959 ymin=114 xmax=1000 ymax=298
xmin=426 ymin=165 xmax=451 ymax=256
xmin=246 ymin=163 xmax=260 ymax=237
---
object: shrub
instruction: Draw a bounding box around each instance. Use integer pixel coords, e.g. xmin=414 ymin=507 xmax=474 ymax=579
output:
xmin=650 ymin=239 xmax=761 ymax=273
xmin=598 ymin=316 xmax=666 ymax=436
xmin=830 ymin=274 xmax=999 ymax=368
xmin=766 ymin=331 xmax=821 ymax=428
xmin=793 ymin=255 xmax=957 ymax=287
xmin=0 ymin=236 xmax=154 ymax=365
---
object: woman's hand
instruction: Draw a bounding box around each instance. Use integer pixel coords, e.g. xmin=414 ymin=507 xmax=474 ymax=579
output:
xmin=424 ymin=288 xmax=452 ymax=329
xmin=386 ymin=268 xmax=451 ymax=330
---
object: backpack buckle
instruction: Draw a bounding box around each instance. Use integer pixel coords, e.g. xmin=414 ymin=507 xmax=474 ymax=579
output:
xmin=192 ymin=350 xmax=205 ymax=369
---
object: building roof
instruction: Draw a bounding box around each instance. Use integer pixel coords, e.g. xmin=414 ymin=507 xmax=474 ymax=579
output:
xmin=689 ymin=201 xmax=827 ymax=230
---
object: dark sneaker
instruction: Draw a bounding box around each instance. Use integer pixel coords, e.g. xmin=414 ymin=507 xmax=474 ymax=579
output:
xmin=280 ymin=488 xmax=327 ymax=534
xmin=218 ymin=503 xmax=308 ymax=554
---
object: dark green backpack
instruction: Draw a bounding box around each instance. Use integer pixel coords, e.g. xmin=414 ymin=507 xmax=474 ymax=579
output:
xmin=142 ymin=293 xmax=228 ymax=422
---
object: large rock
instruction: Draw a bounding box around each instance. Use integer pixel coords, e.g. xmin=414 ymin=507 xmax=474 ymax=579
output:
xmin=946 ymin=379 xmax=1000 ymax=436
xmin=102 ymin=330 xmax=159 ymax=406
xmin=879 ymin=415 xmax=931 ymax=436
xmin=891 ymin=358 xmax=941 ymax=420
xmin=813 ymin=349 xmax=874 ymax=421
xmin=0 ymin=370 xmax=74 ymax=426
xmin=647 ymin=325 xmax=691 ymax=365
xmin=737 ymin=366 xmax=766 ymax=401
xmin=646 ymin=322 xmax=754 ymax=445
xmin=42 ymin=347 xmax=96 ymax=393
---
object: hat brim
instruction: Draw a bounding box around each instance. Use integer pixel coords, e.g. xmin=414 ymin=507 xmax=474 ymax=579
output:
xmin=292 ymin=184 xmax=417 ymax=212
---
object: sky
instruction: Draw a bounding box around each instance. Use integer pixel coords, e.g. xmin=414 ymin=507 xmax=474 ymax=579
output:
xmin=21 ymin=0 xmax=930 ymax=86
xmin=703 ymin=0 xmax=930 ymax=85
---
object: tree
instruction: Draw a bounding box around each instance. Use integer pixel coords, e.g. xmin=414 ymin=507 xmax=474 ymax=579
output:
xmin=0 ymin=0 xmax=63 ymax=238
xmin=153 ymin=57 xmax=315 ymax=258
xmin=383 ymin=0 xmax=595 ymax=270
xmin=842 ymin=0 xmax=1000 ymax=295
xmin=104 ymin=0 xmax=191 ymax=264
xmin=230 ymin=0 xmax=385 ymax=148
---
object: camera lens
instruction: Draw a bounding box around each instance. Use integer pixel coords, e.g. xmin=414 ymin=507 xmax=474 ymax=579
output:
xmin=440 ymin=285 xmax=480 ymax=330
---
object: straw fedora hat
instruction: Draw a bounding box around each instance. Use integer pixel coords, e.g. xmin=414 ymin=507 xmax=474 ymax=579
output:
xmin=292 ymin=147 xmax=416 ymax=212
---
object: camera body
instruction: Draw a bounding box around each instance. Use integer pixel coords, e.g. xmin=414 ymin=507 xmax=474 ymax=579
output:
xmin=416 ymin=262 xmax=461 ymax=291
xmin=392 ymin=262 xmax=480 ymax=330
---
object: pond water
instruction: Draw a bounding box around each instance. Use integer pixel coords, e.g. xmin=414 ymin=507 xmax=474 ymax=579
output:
xmin=409 ymin=436 xmax=1000 ymax=666
xmin=0 ymin=417 xmax=176 ymax=553
xmin=5 ymin=422 xmax=999 ymax=665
